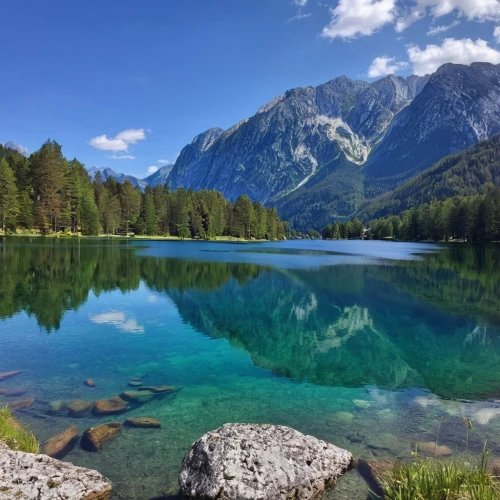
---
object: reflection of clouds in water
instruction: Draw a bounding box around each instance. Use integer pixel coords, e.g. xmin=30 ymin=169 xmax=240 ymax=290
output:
xmin=147 ymin=295 xmax=158 ymax=303
xmin=89 ymin=310 xmax=144 ymax=334
xmin=291 ymin=293 xmax=317 ymax=320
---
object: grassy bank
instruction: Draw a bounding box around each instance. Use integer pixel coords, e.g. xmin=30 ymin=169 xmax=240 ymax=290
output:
xmin=0 ymin=407 xmax=39 ymax=453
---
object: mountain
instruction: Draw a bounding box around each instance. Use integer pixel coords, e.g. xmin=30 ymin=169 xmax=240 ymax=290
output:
xmin=144 ymin=163 xmax=174 ymax=186
xmin=160 ymin=62 xmax=500 ymax=230
xmin=87 ymin=167 xmax=147 ymax=190
xmin=364 ymin=62 xmax=500 ymax=196
xmin=359 ymin=134 xmax=500 ymax=221
xmin=166 ymin=75 xmax=429 ymax=209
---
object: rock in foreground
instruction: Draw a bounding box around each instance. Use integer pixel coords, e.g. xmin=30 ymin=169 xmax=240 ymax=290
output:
xmin=0 ymin=440 xmax=111 ymax=499
xmin=179 ymin=423 xmax=353 ymax=500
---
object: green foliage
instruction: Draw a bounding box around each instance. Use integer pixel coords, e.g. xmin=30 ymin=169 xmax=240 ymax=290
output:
xmin=381 ymin=452 xmax=500 ymax=500
xmin=0 ymin=407 xmax=39 ymax=453
xmin=368 ymin=187 xmax=500 ymax=242
xmin=0 ymin=158 xmax=19 ymax=231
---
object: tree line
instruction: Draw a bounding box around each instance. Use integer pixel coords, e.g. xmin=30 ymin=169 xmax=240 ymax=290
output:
xmin=322 ymin=187 xmax=500 ymax=242
xmin=0 ymin=140 xmax=285 ymax=240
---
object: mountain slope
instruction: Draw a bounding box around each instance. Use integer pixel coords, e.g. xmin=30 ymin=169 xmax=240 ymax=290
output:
xmin=167 ymin=74 xmax=429 ymax=211
xmin=144 ymin=164 xmax=174 ymax=186
xmin=364 ymin=63 xmax=500 ymax=196
xmin=87 ymin=167 xmax=147 ymax=190
xmin=359 ymin=134 xmax=500 ymax=221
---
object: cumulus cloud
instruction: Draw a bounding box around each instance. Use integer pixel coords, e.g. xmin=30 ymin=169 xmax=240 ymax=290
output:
xmin=294 ymin=0 xmax=308 ymax=5
xmin=3 ymin=141 xmax=29 ymax=155
xmin=322 ymin=0 xmax=396 ymax=40
xmin=408 ymin=37 xmax=500 ymax=75
xmin=495 ymin=26 xmax=500 ymax=43
xmin=147 ymin=166 xmax=158 ymax=175
xmin=89 ymin=310 xmax=144 ymax=334
xmin=107 ymin=154 xmax=136 ymax=160
xmin=157 ymin=159 xmax=170 ymax=165
xmin=89 ymin=128 xmax=147 ymax=152
xmin=397 ymin=0 xmax=500 ymax=32
xmin=368 ymin=55 xmax=409 ymax=77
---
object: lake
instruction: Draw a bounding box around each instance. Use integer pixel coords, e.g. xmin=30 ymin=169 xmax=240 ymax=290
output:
xmin=1 ymin=238 xmax=500 ymax=499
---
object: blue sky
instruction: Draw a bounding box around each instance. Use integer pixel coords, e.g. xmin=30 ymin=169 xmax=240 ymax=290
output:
xmin=1 ymin=0 xmax=500 ymax=178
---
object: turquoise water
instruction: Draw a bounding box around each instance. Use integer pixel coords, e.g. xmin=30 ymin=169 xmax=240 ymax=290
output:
xmin=0 ymin=238 xmax=500 ymax=499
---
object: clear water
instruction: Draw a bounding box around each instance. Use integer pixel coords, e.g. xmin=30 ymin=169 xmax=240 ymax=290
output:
xmin=1 ymin=238 xmax=500 ymax=499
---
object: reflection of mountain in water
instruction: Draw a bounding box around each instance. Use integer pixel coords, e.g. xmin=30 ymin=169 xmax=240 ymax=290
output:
xmin=1 ymin=238 xmax=500 ymax=400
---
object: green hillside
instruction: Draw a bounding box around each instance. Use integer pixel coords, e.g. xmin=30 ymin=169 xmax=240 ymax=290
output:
xmin=358 ymin=135 xmax=500 ymax=221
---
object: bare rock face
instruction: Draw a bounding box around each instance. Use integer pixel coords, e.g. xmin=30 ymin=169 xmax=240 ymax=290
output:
xmin=179 ymin=423 xmax=353 ymax=500
xmin=0 ymin=440 xmax=111 ymax=499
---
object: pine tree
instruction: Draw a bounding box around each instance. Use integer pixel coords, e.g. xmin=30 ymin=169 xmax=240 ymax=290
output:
xmin=0 ymin=159 xmax=20 ymax=231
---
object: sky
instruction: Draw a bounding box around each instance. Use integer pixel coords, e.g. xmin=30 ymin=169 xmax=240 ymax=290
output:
xmin=1 ymin=0 xmax=500 ymax=179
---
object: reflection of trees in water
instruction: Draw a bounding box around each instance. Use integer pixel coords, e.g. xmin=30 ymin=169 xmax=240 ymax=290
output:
xmin=1 ymin=239 xmax=500 ymax=400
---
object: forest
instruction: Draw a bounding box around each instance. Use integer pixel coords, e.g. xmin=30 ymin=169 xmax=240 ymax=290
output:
xmin=323 ymin=187 xmax=500 ymax=242
xmin=0 ymin=140 xmax=285 ymax=240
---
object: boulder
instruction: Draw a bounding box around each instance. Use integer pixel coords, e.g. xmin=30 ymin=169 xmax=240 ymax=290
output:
xmin=48 ymin=400 xmax=69 ymax=414
xmin=68 ymin=400 xmax=94 ymax=417
xmin=93 ymin=397 xmax=128 ymax=416
xmin=84 ymin=379 xmax=96 ymax=388
xmin=4 ymin=389 xmax=27 ymax=397
xmin=124 ymin=417 xmax=161 ymax=429
xmin=128 ymin=380 xmax=143 ymax=387
xmin=355 ymin=459 xmax=394 ymax=497
xmin=139 ymin=385 xmax=174 ymax=394
xmin=43 ymin=426 xmax=79 ymax=459
xmin=0 ymin=370 xmax=22 ymax=381
xmin=119 ymin=390 xmax=154 ymax=403
xmin=81 ymin=423 xmax=122 ymax=452
xmin=179 ymin=423 xmax=353 ymax=500
xmin=0 ymin=440 xmax=111 ymax=499
xmin=8 ymin=398 xmax=35 ymax=411
xmin=417 ymin=441 xmax=453 ymax=457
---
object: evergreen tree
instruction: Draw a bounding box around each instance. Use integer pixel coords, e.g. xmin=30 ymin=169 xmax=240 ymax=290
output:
xmin=0 ymin=159 xmax=20 ymax=231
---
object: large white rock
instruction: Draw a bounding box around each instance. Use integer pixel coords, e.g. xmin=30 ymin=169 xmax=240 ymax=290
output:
xmin=179 ymin=423 xmax=353 ymax=500
xmin=0 ymin=441 xmax=111 ymax=499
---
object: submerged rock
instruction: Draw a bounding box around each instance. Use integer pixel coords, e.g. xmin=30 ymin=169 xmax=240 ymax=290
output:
xmin=418 ymin=441 xmax=453 ymax=456
xmin=0 ymin=440 xmax=111 ymax=499
xmin=119 ymin=390 xmax=154 ymax=403
xmin=128 ymin=380 xmax=143 ymax=387
xmin=139 ymin=385 xmax=175 ymax=394
xmin=81 ymin=423 xmax=122 ymax=452
xmin=8 ymin=398 xmax=35 ymax=411
xmin=68 ymin=399 xmax=94 ymax=417
xmin=124 ymin=417 xmax=161 ymax=429
xmin=0 ymin=370 xmax=22 ymax=381
xmin=4 ymin=389 xmax=27 ymax=397
xmin=356 ymin=459 xmax=394 ymax=497
xmin=179 ymin=423 xmax=353 ymax=500
xmin=43 ymin=426 xmax=79 ymax=459
xmin=48 ymin=400 xmax=69 ymax=414
xmin=93 ymin=397 xmax=128 ymax=416
xmin=84 ymin=379 xmax=96 ymax=388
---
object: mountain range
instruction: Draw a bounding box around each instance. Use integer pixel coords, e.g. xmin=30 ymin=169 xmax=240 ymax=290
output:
xmin=91 ymin=62 xmax=500 ymax=229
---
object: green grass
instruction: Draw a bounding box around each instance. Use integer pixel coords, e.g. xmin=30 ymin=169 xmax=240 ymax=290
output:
xmin=0 ymin=407 xmax=39 ymax=453
xmin=381 ymin=452 xmax=500 ymax=500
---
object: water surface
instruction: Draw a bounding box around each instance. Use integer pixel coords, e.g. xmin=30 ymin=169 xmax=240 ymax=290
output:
xmin=0 ymin=238 xmax=500 ymax=499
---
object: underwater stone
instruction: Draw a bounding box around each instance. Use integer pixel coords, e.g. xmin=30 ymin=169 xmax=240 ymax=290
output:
xmin=355 ymin=458 xmax=394 ymax=497
xmin=0 ymin=440 xmax=111 ymax=499
xmin=84 ymin=379 xmax=96 ymax=388
xmin=8 ymin=398 xmax=35 ymax=411
xmin=138 ymin=385 xmax=175 ymax=394
xmin=179 ymin=423 xmax=353 ymax=500
xmin=418 ymin=441 xmax=453 ymax=456
xmin=119 ymin=390 xmax=155 ymax=403
xmin=43 ymin=426 xmax=79 ymax=459
xmin=124 ymin=417 xmax=161 ymax=428
xmin=93 ymin=397 xmax=128 ymax=416
xmin=48 ymin=400 xmax=69 ymax=414
xmin=81 ymin=423 xmax=122 ymax=452
xmin=4 ymin=389 xmax=27 ymax=397
xmin=0 ymin=370 xmax=22 ymax=381
xmin=68 ymin=400 xmax=94 ymax=417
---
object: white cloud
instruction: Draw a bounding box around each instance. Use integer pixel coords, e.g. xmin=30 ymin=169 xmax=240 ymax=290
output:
xmin=288 ymin=9 xmax=312 ymax=22
xmin=89 ymin=310 xmax=144 ymax=334
xmin=397 ymin=0 xmax=500 ymax=32
xmin=294 ymin=0 xmax=308 ymax=5
xmin=157 ymin=159 xmax=171 ymax=165
xmin=368 ymin=55 xmax=409 ymax=77
xmin=89 ymin=128 xmax=147 ymax=152
xmin=322 ymin=0 xmax=397 ymax=40
xmin=3 ymin=141 xmax=29 ymax=155
xmin=147 ymin=166 xmax=158 ymax=175
xmin=408 ymin=37 xmax=500 ymax=75
xmin=495 ymin=26 xmax=500 ymax=43
xmin=427 ymin=20 xmax=460 ymax=35
xmin=107 ymin=154 xmax=136 ymax=160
